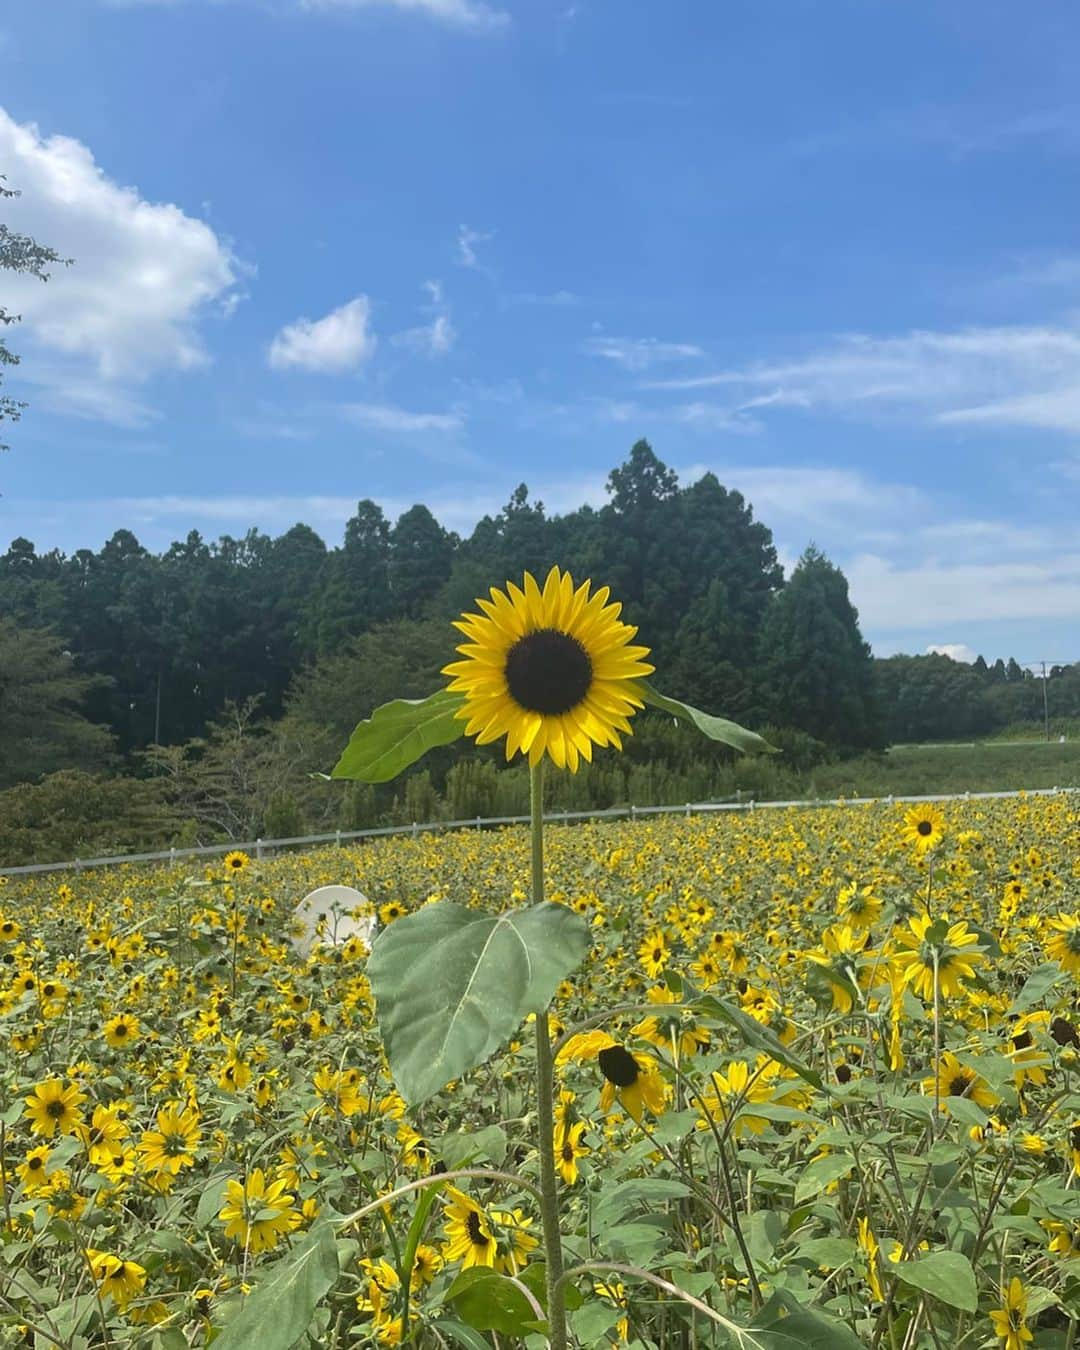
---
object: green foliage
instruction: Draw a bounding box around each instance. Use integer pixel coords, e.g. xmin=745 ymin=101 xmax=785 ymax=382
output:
xmin=331 ymin=689 xmax=465 ymax=784
xmin=1 ymin=176 xmax=70 ymax=452
xmin=0 ymin=619 xmax=114 ymax=788
xmin=891 ymin=1249 xmax=978 ymax=1312
xmin=757 ymin=546 xmax=883 ymax=751
xmin=0 ymin=769 xmax=177 ymax=864
xmin=366 ymin=900 xmax=590 ymax=1104
xmin=212 ymin=1222 xmax=340 ymax=1350
xmin=445 ymin=1268 xmax=542 ymax=1336
xmin=637 ymin=681 xmax=777 ymax=756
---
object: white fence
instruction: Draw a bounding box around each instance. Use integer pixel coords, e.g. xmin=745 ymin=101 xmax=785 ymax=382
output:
xmin=1 ymin=785 xmax=1075 ymax=879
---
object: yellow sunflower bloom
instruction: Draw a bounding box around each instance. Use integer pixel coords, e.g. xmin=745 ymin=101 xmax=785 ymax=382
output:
xmin=1044 ymin=913 xmax=1080 ymax=974
xmin=988 ymin=1276 xmax=1033 ymax=1350
xmin=217 ymin=1167 xmax=301 ymax=1253
xmin=24 ymin=1079 xmax=87 ymax=1139
xmin=559 ymin=1028 xmax=667 ymax=1122
xmin=442 ymin=1187 xmax=499 ymax=1270
xmin=86 ymin=1250 xmax=147 ymax=1307
xmin=924 ymin=1051 xmax=1000 ymax=1114
xmin=901 ymin=803 xmax=945 ymax=853
xmin=442 ymin=566 xmax=655 ymax=772
xmin=891 ymin=912 xmax=984 ymax=1001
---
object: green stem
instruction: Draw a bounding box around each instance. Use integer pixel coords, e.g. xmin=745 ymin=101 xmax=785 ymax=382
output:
xmin=398 ymin=1178 xmax=444 ymax=1343
xmin=531 ymin=759 xmax=569 ymax=1350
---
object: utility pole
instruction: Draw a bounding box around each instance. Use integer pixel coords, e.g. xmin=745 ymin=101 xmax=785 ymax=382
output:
xmin=1042 ymin=660 xmax=1050 ymax=742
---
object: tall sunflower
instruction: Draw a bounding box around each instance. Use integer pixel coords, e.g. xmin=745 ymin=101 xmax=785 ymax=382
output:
xmin=442 ymin=566 xmax=654 ymax=772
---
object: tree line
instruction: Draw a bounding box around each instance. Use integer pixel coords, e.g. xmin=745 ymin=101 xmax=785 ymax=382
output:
xmin=1 ymin=440 xmax=1075 ymax=861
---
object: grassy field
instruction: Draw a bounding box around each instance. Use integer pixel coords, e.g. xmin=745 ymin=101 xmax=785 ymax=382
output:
xmin=785 ymin=739 xmax=1080 ymax=801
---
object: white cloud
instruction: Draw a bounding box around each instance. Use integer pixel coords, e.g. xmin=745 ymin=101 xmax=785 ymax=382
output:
xmin=393 ymin=312 xmax=456 ymax=356
xmin=847 ymin=553 xmax=1080 ymax=630
xmin=583 ymin=335 xmax=705 ymax=371
xmin=647 ymin=323 xmax=1080 ymax=433
xmin=339 ymin=400 xmax=462 ymax=432
xmin=268 ymin=295 xmax=376 ymax=373
xmin=0 ymin=106 xmax=237 ymax=418
xmin=926 ymin=644 xmax=977 ymax=663
xmin=301 ymin=0 xmax=508 ymax=28
xmin=457 ymin=223 xmax=493 ymax=268
xmin=509 ymin=290 xmax=579 ymax=306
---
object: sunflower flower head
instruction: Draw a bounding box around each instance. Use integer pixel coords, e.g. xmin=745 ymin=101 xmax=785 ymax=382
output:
xmin=988 ymin=1276 xmax=1033 ymax=1350
xmin=442 ymin=566 xmax=654 ymax=772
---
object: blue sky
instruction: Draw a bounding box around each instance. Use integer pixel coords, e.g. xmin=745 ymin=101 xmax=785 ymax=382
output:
xmin=2 ymin=0 xmax=1079 ymax=663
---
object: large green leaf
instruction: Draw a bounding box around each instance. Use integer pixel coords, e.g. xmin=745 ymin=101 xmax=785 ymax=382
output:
xmin=330 ymin=688 xmax=465 ymax=783
xmin=367 ymin=901 xmax=590 ymax=1104
xmin=446 ymin=1267 xmax=543 ymax=1336
xmin=749 ymin=1290 xmax=867 ymax=1349
xmin=213 ymin=1222 xmax=340 ymax=1350
xmin=1009 ymin=961 xmax=1065 ymax=1015
xmin=892 ymin=1250 xmax=977 ymax=1312
xmin=635 ymin=681 xmax=777 ymax=755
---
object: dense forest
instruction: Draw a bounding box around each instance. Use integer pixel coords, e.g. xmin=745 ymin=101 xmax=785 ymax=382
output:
xmin=1 ymin=441 xmax=1077 ymax=863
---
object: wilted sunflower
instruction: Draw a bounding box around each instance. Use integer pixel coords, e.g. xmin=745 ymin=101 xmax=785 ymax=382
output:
xmin=442 ymin=566 xmax=654 ymax=772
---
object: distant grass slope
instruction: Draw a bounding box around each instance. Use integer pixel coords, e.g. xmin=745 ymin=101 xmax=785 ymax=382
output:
xmin=785 ymin=739 xmax=1080 ymax=801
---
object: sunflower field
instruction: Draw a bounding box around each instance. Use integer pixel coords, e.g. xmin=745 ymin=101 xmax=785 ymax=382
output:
xmin=0 ymin=792 xmax=1079 ymax=1349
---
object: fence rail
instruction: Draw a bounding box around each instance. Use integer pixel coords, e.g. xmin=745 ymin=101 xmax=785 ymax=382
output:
xmin=1 ymin=784 xmax=1075 ymax=878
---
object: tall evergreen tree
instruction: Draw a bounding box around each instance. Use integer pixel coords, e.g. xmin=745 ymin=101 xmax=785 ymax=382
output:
xmin=388 ymin=504 xmax=456 ymax=618
xmin=758 ymin=546 xmax=883 ymax=750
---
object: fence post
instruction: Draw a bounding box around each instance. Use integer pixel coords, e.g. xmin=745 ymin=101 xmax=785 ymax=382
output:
xmin=169 ymin=847 xmax=177 ymax=869
xmin=412 ymin=822 xmax=419 ymax=839
xmin=255 ymin=839 xmax=263 ymax=861
xmin=630 ymin=804 xmax=636 ymax=820
xmin=685 ymin=802 xmax=692 ymax=818
xmin=335 ymin=829 xmax=342 ymax=848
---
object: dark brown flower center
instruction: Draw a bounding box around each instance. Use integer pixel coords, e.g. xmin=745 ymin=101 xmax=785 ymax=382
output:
xmin=917 ymin=819 xmax=933 ymax=836
xmin=46 ymin=1100 xmax=67 ymax=1119
xmin=598 ymin=1045 xmax=641 ymax=1088
xmin=948 ymin=1074 xmax=972 ymax=1097
xmin=466 ymin=1211 xmax=489 ymax=1247
xmin=504 ymin=628 xmax=592 ymax=715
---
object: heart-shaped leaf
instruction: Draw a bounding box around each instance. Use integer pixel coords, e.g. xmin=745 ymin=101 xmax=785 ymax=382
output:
xmin=367 ymin=901 xmax=590 ymax=1104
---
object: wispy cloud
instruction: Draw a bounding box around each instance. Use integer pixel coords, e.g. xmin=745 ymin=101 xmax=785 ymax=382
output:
xmin=268 ymin=295 xmax=377 ymax=373
xmin=339 ymin=400 xmax=463 ymax=432
xmin=647 ymin=323 xmax=1080 ymax=433
xmin=299 ymin=0 xmax=509 ymax=29
xmin=508 ymin=290 xmax=580 ymax=307
xmin=582 ymin=335 xmax=705 ymax=371
xmin=392 ymin=281 xmax=456 ymax=356
xmin=456 ymin=223 xmax=493 ymax=269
